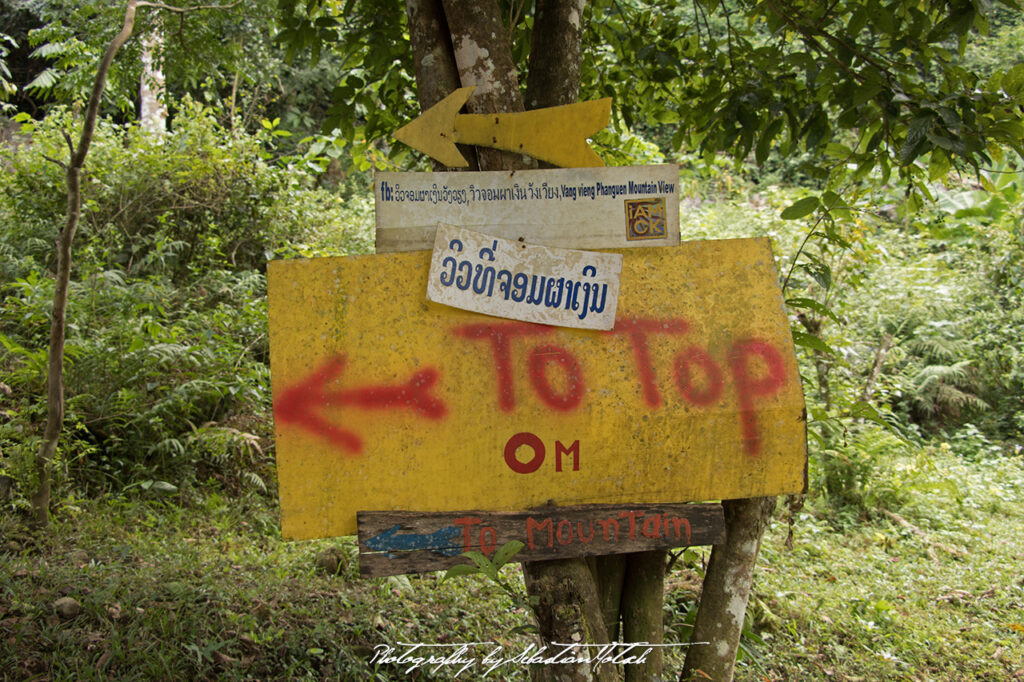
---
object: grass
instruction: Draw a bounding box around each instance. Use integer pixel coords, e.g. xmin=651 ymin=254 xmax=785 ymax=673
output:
xmin=2 ymin=445 xmax=1022 ymax=680
xmin=743 ymin=448 xmax=1024 ymax=680
xmin=0 ymin=489 xmax=531 ymax=680
xmin=3 ymin=185 xmax=1022 ymax=680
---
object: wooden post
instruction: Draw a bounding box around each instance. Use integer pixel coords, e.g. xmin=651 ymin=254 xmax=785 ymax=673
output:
xmin=621 ymin=550 xmax=667 ymax=681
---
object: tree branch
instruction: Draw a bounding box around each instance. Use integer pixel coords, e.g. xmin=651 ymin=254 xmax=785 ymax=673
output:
xmin=760 ymin=0 xmax=871 ymax=86
xmin=135 ymin=0 xmax=241 ymax=12
xmin=860 ymin=334 xmax=895 ymax=404
xmin=40 ymin=153 xmax=67 ymax=170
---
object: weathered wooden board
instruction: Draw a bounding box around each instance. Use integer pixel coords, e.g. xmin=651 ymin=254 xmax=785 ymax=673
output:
xmin=357 ymin=503 xmax=726 ymax=577
xmin=374 ymin=165 xmax=680 ymax=252
xmin=267 ymin=238 xmax=807 ymax=541
xmin=426 ymin=225 xmax=623 ymax=330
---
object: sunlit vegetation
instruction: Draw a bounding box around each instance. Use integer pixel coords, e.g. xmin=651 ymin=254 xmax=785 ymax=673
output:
xmin=1 ymin=1 xmax=1023 ymax=679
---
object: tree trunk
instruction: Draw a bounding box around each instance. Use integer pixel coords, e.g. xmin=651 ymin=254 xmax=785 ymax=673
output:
xmin=523 ymin=559 xmax=618 ymax=682
xmin=404 ymin=0 xmax=478 ymax=170
xmin=860 ymin=334 xmax=894 ymax=403
xmin=32 ymin=1 xmax=140 ymax=529
xmin=401 ymin=6 xmax=775 ymax=681
xmin=523 ymin=4 xmax=652 ymax=676
xmin=139 ymin=19 xmax=167 ymax=134
xmin=591 ymin=554 xmax=627 ymax=642
xmin=525 ymin=0 xmax=585 ymax=111
xmin=439 ymin=0 xmax=530 ymax=171
xmin=621 ymin=550 xmax=667 ymax=681
xmin=681 ymin=497 xmax=776 ymax=681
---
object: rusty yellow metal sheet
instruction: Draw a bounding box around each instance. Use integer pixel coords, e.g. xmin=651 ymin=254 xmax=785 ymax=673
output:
xmin=268 ymin=238 xmax=807 ymax=540
xmin=393 ymin=86 xmax=611 ymax=168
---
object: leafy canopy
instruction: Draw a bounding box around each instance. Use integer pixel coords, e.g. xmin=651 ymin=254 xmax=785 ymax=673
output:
xmin=279 ymin=0 xmax=1024 ymax=197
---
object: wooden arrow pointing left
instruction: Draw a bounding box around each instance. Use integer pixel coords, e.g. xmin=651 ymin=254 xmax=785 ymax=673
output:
xmin=394 ymin=86 xmax=611 ymax=168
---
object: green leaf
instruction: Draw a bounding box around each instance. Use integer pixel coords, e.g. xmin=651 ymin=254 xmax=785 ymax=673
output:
xmin=756 ymin=119 xmax=784 ymax=165
xmin=792 ymin=330 xmax=834 ymax=354
xmin=1002 ymin=64 xmax=1024 ymax=97
xmin=898 ymin=135 xmax=928 ymax=165
xmin=852 ymin=81 xmax=883 ymax=107
xmin=929 ymin=149 xmax=951 ymax=181
xmin=510 ymin=624 xmax=539 ymax=635
xmin=441 ymin=563 xmax=480 ymax=582
xmin=848 ymin=400 xmax=886 ymax=424
xmin=786 ymin=297 xmax=840 ymax=323
xmin=801 ymin=261 xmax=832 ymax=290
xmin=781 ymin=196 xmax=820 ymax=220
xmin=25 ymin=68 xmax=58 ymax=91
xmin=463 ymin=550 xmax=497 ymax=577
xmin=491 ymin=540 xmax=524 ymax=568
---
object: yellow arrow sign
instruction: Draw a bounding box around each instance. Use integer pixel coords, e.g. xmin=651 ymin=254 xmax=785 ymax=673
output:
xmin=394 ymin=86 xmax=611 ymax=168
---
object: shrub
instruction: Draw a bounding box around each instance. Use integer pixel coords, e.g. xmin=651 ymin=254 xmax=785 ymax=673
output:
xmin=0 ymin=103 xmax=372 ymax=503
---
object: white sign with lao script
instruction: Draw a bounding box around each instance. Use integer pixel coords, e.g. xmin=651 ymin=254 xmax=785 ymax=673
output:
xmin=426 ymin=224 xmax=622 ymax=330
xmin=375 ymin=165 xmax=680 ymax=253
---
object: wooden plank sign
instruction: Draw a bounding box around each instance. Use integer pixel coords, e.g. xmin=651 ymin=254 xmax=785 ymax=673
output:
xmin=426 ymin=225 xmax=623 ymax=330
xmin=267 ymin=238 xmax=807 ymax=541
xmin=357 ymin=503 xmax=726 ymax=577
xmin=374 ymin=165 xmax=680 ymax=253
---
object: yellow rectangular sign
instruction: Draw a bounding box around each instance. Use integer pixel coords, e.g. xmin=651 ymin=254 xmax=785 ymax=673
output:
xmin=268 ymin=238 xmax=807 ymax=540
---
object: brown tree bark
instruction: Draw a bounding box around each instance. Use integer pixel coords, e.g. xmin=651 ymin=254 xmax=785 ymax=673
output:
xmin=404 ymin=0 xmax=478 ymax=170
xmin=591 ymin=554 xmax=627 ymax=641
xmin=681 ymin=497 xmax=776 ymax=681
xmin=525 ymin=0 xmax=586 ymax=110
xmin=621 ymin=550 xmax=666 ymax=681
xmin=438 ymin=0 xmax=531 ymax=171
xmin=524 ymin=558 xmax=619 ymax=682
xmin=405 ymin=0 xmax=462 ymax=109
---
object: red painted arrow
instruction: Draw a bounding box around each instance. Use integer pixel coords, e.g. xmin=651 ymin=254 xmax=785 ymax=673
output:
xmin=274 ymin=355 xmax=447 ymax=455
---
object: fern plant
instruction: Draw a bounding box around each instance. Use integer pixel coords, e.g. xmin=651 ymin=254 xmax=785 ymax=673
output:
xmin=0 ymin=31 xmax=17 ymax=112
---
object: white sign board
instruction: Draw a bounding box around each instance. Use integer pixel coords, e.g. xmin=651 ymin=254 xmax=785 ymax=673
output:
xmin=426 ymin=225 xmax=622 ymax=330
xmin=375 ymin=165 xmax=680 ymax=253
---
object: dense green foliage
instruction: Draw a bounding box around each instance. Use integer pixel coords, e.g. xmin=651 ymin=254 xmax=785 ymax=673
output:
xmin=0 ymin=0 xmax=372 ymax=167
xmin=279 ymin=0 xmax=1024 ymax=198
xmin=0 ymin=104 xmax=372 ymax=501
xmin=1 ymin=92 xmax=1019 ymax=524
xmin=676 ymin=159 xmax=1024 ymax=513
xmin=0 ymin=2 xmax=1022 ymax=679
xmin=1 ymin=440 xmax=1021 ymax=679
xmin=10 ymin=0 xmax=277 ymax=119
